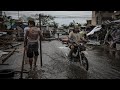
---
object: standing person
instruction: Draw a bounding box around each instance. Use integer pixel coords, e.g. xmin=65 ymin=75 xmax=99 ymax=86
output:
xmin=56 ymin=29 xmax=60 ymax=39
xmin=24 ymin=25 xmax=30 ymax=37
xmin=23 ymin=23 xmax=30 ymax=64
xmin=24 ymin=20 xmax=43 ymax=70
xmin=79 ymin=29 xmax=88 ymax=44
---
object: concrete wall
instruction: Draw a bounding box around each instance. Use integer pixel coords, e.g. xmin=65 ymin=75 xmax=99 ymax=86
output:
xmin=113 ymin=11 xmax=120 ymax=20
xmin=92 ymin=11 xmax=96 ymax=26
xmin=92 ymin=11 xmax=114 ymax=26
xmin=87 ymin=20 xmax=92 ymax=27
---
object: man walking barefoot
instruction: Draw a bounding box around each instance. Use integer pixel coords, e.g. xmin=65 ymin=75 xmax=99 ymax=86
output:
xmin=24 ymin=20 xmax=43 ymax=70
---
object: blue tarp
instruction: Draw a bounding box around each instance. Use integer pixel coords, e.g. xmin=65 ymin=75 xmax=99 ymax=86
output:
xmin=11 ymin=24 xmax=28 ymax=30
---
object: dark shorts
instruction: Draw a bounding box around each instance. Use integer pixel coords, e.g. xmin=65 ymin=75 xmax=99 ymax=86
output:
xmin=27 ymin=42 xmax=39 ymax=58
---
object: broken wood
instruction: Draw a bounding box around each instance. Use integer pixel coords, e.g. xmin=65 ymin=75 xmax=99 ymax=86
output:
xmin=20 ymin=47 xmax=26 ymax=79
xmin=1 ymin=48 xmax=16 ymax=64
xmin=3 ymin=50 xmax=12 ymax=52
xmin=0 ymin=30 xmax=22 ymax=32
xmin=0 ymin=63 xmax=9 ymax=65
xmin=3 ymin=50 xmax=19 ymax=53
xmin=15 ymin=71 xmax=29 ymax=74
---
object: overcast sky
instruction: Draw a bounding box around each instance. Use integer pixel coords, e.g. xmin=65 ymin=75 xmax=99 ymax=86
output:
xmin=3 ymin=11 xmax=92 ymax=26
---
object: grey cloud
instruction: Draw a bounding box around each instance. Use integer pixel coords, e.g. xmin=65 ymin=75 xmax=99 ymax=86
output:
xmin=4 ymin=11 xmax=92 ymax=17
xmin=3 ymin=11 xmax=92 ymax=26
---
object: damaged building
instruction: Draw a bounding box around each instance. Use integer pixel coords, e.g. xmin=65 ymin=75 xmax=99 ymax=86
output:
xmin=92 ymin=11 xmax=114 ymax=25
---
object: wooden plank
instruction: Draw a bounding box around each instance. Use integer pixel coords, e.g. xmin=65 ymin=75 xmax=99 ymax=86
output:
xmin=15 ymin=71 xmax=29 ymax=74
xmin=2 ymin=48 xmax=16 ymax=63
xmin=0 ymin=64 xmax=9 ymax=65
xmin=0 ymin=51 xmax=9 ymax=58
xmin=3 ymin=50 xmax=19 ymax=52
xmin=0 ymin=30 xmax=22 ymax=32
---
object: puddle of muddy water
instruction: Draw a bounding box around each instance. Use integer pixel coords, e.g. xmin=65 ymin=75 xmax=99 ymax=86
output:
xmin=86 ymin=45 xmax=120 ymax=79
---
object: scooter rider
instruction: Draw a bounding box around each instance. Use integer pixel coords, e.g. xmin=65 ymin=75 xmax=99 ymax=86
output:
xmin=68 ymin=24 xmax=88 ymax=60
xmin=68 ymin=26 xmax=81 ymax=60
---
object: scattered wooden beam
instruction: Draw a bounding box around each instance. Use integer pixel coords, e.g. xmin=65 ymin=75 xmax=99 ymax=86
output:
xmin=15 ymin=71 xmax=29 ymax=74
xmin=3 ymin=50 xmax=19 ymax=53
xmin=0 ymin=64 xmax=9 ymax=65
xmin=2 ymin=48 xmax=16 ymax=63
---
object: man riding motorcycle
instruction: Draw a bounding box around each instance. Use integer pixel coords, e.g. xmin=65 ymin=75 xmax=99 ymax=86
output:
xmin=68 ymin=26 xmax=87 ymax=60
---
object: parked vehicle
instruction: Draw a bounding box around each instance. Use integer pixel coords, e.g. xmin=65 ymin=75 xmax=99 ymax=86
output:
xmin=42 ymin=25 xmax=53 ymax=38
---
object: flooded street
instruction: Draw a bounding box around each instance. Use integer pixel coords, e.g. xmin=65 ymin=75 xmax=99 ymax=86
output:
xmin=1 ymin=11 xmax=120 ymax=79
xmin=0 ymin=37 xmax=120 ymax=79
xmin=86 ymin=46 xmax=120 ymax=79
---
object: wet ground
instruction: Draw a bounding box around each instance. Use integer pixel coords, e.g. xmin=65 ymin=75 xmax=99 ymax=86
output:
xmin=0 ymin=36 xmax=120 ymax=79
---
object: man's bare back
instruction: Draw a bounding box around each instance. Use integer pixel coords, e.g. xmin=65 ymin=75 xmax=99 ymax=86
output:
xmin=27 ymin=27 xmax=40 ymax=43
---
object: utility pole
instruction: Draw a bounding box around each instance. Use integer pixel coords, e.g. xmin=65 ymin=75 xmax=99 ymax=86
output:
xmin=18 ymin=11 xmax=19 ymax=19
xmin=39 ymin=14 xmax=42 ymax=67
xmin=39 ymin=14 xmax=49 ymax=67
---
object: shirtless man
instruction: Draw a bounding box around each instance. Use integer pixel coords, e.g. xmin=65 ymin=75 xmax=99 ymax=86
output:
xmin=24 ymin=20 xmax=43 ymax=70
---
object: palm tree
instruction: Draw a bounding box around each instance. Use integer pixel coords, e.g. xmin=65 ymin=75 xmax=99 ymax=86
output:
xmin=63 ymin=24 xmax=69 ymax=29
xmin=83 ymin=23 xmax=87 ymax=26
xmin=78 ymin=23 xmax=81 ymax=27
xmin=51 ymin=21 xmax=58 ymax=28
xmin=34 ymin=14 xmax=54 ymax=25
xmin=69 ymin=22 xmax=74 ymax=27
xmin=27 ymin=17 xmax=34 ymax=21
xmin=18 ymin=11 xmax=19 ymax=19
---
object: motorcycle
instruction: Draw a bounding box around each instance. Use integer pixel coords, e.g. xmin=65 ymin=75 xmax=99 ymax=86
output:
xmin=68 ymin=41 xmax=89 ymax=71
